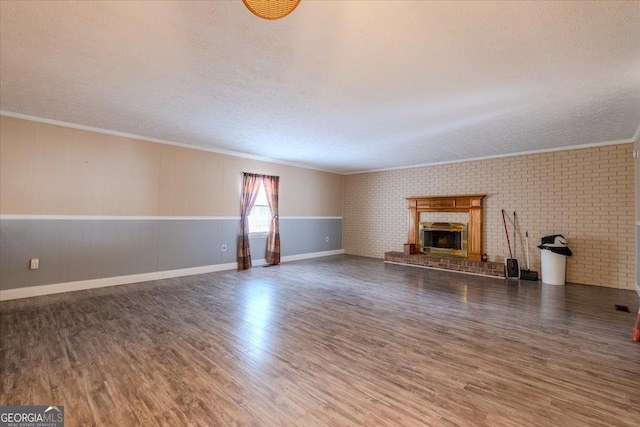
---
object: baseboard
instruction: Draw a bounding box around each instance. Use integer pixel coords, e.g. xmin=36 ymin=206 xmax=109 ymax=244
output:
xmin=252 ymin=249 xmax=345 ymax=266
xmin=0 ymin=263 xmax=238 ymax=301
xmin=280 ymin=249 xmax=345 ymax=263
xmin=0 ymin=249 xmax=345 ymax=301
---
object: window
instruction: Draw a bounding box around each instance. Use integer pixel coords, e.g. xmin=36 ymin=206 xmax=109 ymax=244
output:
xmin=248 ymin=180 xmax=270 ymax=234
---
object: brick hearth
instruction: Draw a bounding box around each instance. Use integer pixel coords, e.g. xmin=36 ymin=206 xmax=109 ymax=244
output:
xmin=384 ymin=251 xmax=505 ymax=278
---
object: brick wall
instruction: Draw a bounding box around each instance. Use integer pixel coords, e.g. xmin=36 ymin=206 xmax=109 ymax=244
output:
xmin=344 ymin=144 xmax=636 ymax=289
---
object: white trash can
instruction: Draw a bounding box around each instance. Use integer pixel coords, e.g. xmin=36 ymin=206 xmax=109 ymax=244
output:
xmin=541 ymin=249 xmax=567 ymax=286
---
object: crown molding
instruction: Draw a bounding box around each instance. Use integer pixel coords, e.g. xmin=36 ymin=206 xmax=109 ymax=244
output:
xmin=344 ymin=138 xmax=635 ymax=175
xmin=2 ymin=110 xmax=637 ymax=176
xmin=0 ymin=111 xmax=340 ymax=175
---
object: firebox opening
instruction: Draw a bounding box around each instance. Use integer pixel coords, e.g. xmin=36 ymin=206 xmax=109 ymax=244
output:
xmin=419 ymin=222 xmax=468 ymax=258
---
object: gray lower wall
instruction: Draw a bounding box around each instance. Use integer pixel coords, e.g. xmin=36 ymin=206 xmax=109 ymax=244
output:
xmin=0 ymin=218 xmax=342 ymax=291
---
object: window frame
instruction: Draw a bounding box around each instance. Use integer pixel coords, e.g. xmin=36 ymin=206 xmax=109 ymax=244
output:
xmin=247 ymin=180 xmax=270 ymax=237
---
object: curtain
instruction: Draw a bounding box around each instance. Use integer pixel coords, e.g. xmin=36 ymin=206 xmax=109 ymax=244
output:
xmin=238 ymin=173 xmax=262 ymax=270
xmin=264 ymin=175 xmax=281 ymax=265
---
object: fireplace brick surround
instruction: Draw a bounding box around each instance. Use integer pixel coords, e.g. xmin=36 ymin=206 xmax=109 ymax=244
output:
xmin=384 ymin=251 xmax=505 ymax=278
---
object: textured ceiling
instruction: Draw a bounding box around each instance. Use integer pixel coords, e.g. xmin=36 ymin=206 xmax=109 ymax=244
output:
xmin=1 ymin=1 xmax=639 ymax=174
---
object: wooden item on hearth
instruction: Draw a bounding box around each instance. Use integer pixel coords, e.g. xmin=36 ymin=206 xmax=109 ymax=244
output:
xmin=404 ymin=243 xmax=418 ymax=255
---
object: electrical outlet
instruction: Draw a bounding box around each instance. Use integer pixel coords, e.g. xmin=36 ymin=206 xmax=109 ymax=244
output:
xmin=221 ymin=244 xmax=227 ymax=252
xmin=326 ymin=236 xmax=329 ymax=242
xmin=30 ymin=258 xmax=39 ymax=270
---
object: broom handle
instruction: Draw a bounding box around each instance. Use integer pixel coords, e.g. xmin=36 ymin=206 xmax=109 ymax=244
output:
xmin=501 ymin=209 xmax=513 ymax=259
xmin=526 ymin=232 xmax=531 ymax=270
xmin=513 ymin=211 xmax=517 ymax=259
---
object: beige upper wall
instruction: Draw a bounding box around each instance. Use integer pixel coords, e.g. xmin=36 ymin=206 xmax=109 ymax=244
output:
xmin=0 ymin=116 xmax=344 ymax=217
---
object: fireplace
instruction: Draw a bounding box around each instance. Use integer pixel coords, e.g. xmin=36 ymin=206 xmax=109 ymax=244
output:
xmin=406 ymin=195 xmax=485 ymax=260
xmin=420 ymin=222 xmax=468 ymax=257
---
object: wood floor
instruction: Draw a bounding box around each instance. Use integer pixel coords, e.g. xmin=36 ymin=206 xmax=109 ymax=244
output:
xmin=1 ymin=255 xmax=639 ymax=426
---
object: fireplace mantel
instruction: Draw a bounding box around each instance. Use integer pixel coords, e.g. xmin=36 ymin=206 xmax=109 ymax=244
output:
xmin=407 ymin=195 xmax=485 ymax=261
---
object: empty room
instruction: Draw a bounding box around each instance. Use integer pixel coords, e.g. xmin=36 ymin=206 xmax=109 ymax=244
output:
xmin=1 ymin=1 xmax=639 ymax=426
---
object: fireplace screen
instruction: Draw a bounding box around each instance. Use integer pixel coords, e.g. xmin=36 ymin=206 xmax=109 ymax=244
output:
xmin=419 ymin=222 xmax=468 ymax=257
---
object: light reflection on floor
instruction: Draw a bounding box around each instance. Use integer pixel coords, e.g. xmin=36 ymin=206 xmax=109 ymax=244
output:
xmin=241 ymin=281 xmax=273 ymax=361
xmin=541 ymin=283 xmax=567 ymax=319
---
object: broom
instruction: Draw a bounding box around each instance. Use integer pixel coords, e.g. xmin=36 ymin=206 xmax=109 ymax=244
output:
xmin=521 ymin=231 xmax=539 ymax=281
xmin=502 ymin=209 xmax=519 ymax=279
